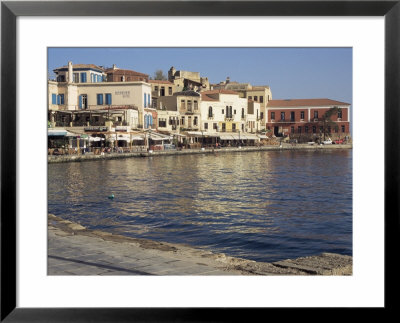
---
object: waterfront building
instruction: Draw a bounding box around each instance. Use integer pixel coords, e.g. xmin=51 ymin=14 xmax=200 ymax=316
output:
xmin=48 ymin=62 xmax=154 ymax=130
xmin=200 ymin=89 xmax=247 ymax=133
xmin=211 ymin=77 xmax=272 ymax=131
xmin=168 ymin=66 xmax=210 ymax=92
xmin=149 ymin=79 xmax=176 ymax=112
xmin=246 ymin=100 xmax=262 ymax=133
xmin=157 ymin=90 xmax=202 ymax=131
xmin=265 ymin=98 xmax=351 ymax=141
xmin=104 ymin=64 xmax=149 ymax=83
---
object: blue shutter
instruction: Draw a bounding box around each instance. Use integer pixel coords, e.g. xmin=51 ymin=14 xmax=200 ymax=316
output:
xmin=81 ymin=73 xmax=87 ymax=83
xmin=57 ymin=95 xmax=61 ymax=105
xmin=52 ymin=94 xmax=56 ymax=104
xmin=148 ymin=94 xmax=151 ymax=107
xmin=79 ymin=95 xmax=83 ymax=109
xmin=97 ymin=94 xmax=103 ymax=105
xmin=105 ymin=93 xmax=112 ymax=105
xmin=60 ymin=94 xmax=65 ymax=104
xmin=144 ymin=93 xmax=147 ymax=107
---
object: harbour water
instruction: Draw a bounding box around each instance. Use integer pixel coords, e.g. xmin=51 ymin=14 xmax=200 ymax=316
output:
xmin=48 ymin=149 xmax=352 ymax=263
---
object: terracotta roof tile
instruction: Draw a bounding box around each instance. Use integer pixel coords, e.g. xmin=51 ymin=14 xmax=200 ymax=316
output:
xmin=267 ymin=98 xmax=351 ymax=107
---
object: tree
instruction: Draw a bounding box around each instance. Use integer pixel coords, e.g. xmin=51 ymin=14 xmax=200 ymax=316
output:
xmin=319 ymin=107 xmax=342 ymax=141
xmin=153 ymin=69 xmax=167 ymax=80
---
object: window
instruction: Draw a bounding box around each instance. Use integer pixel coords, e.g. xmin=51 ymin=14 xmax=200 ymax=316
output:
xmin=234 ymin=110 xmax=236 ymax=114
xmin=52 ymin=94 xmax=57 ymax=105
xmin=338 ymin=110 xmax=343 ymax=118
xmin=260 ymin=112 xmax=264 ymax=120
xmin=260 ymin=96 xmax=264 ymax=103
xmin=181 ymin=100 xmax=185 ymax=109
xmin=241 ymin=108 xmax=245 ymax=119
xmin=305 ymin=126 xmax=309 ymax=133
xmin=271 ymin=112 xmax=275 ymax=120
xmin=204 ymin=123 xmax=208 ymax=130
xmin=105 ymin=93 xmax=112 ymax=105
xmin=254 ymin=96 xmax=258 ymax=101
xmin=342 ymin=125 xmax=346 ymax=132
xmin=213 ymin=123 xmax=218 ymax=130
xmin=181 ymin=117 xmax=185 ymax=125
xmin=335 ymin=126 xmax=339 ymax=133
xmin=94 ymin=116 xmax=99 ymax=122
xmin=168 ymin=87 xmax=172 ymax=95
xmin=57 ymin=94 xmax=64 ymax=105
xmin=187 ymin=101 xmax=192 ymax=111
xmin=194 ymin=101 xmax=198 ymax=110
xmin=312 ymin=126 xmax=316 ymax=133
xmin=298 ymin=126 xmax=302 ymax=133
xmin=155 ymin=86 xmax=159 ymax=91
xmin=80 ymin=73 xmax=87 ymax=83
xmin=314 ymin=111 xmax=318 ymax=119
xmin=208 ymin=106 xmax=213 ymax=118
xmin=148 ymin=94 xmax=151 ymax=107
xmin=97 ymin=94 xmax=104 ymax=105
xmin=248 ymin=96 xmax=252 ymax=100
xmin=281 ymin=112 xmax=285 ymax=120
xmin=232 ymin=123 xmax=236 ymax=131
xmin=73 ymin=73 xmax=79 ymax=83
xmin=291 ymin=126 xmax=295 ymax=134
xmin=300 ymin=111 xmax=305 ymax=119
xmin=290 ymin=111 xmax=295 ymax=121
xmin=222 ymin=109 xmax=224 ymax=115
xmin=222 ymin=123 xmax=226 ymax=131
xmin=159 ymin=119 xmax=166 ymax=127
xmin=144 ymin=94 xmax=147 ymax=107
xmin=194 ymin=117 xmax=198 ymax=126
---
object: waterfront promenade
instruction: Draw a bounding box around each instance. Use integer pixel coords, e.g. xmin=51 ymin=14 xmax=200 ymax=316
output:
xmin=48 ymin=143 xmax=352 ymax=163
xmin=48 ymin=214 xmax=352 ymax=276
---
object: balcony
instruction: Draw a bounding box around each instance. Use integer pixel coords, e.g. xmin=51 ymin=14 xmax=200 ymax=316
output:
xmin=225 ymin=117 xmax=234 ymax=122
xmin=207 ymin=114 xmax=214 ymax=120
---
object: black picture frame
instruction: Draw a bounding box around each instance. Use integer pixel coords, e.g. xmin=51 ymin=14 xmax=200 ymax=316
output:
xmin=1 ymin=1 xmax=399 ymax=321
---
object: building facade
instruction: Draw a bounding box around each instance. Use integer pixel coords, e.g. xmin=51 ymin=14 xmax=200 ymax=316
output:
xmin=49 ymin=62 xmax=154 ymax=130
xmin=265 ymin=98 xmax=351 ymax=141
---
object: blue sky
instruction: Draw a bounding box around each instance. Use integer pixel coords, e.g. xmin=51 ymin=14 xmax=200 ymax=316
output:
xmin=48 ymin=47 xmax=352 ymax=104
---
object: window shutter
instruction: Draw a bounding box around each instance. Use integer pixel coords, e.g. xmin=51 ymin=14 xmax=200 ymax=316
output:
xmin=81 ymin=73 xmax=87 ymax=83
xmin=106 ymin=94 xmax=112 ymax=105
xmin=79 ymin=95 xmax=82 ymax=109
xmin=144 ymin=93 xmax=147 ymax=107
xmin=97 ymin=94 xmax=103 ymax=105
xmin=52 ymin=94 xmax=57 ymax=104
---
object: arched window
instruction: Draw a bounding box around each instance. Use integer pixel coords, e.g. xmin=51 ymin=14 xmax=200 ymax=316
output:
xmin=208 ymin=106 xmax=213 ymax=118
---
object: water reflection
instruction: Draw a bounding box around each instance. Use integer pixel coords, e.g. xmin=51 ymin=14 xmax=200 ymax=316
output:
xmin=48 ymin=150 xmax=352 ymax=262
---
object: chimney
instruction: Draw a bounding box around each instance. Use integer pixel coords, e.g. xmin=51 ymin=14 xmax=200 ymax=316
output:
xmin=68 ymin=61 xmax=73 ymax=83
xmin=113 ymin=64 xmax=117 ymax=70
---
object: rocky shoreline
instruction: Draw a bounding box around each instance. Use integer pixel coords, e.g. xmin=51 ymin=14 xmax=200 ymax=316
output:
xmin=48 ymin=214 xmax=352 ymax=275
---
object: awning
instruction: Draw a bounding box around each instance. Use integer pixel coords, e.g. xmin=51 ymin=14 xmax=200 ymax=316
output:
xmin=219 ymin=134 xmax=234 ymax=140
xmin=48 ymin=129 xmax=68 ymax=136
xmin=244 ymin=134 xmax=260 ymax=140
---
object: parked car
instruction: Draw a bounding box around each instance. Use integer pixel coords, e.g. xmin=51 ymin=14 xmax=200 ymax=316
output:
xmin=322 ymin=139 xmax=332 ymax=145
xmin=333 ymin=138 xmax=345 ymax=144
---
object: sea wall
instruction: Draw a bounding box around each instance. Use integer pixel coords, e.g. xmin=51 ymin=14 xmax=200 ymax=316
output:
xmin=48 ymin=144 xmax=352 ymax=163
